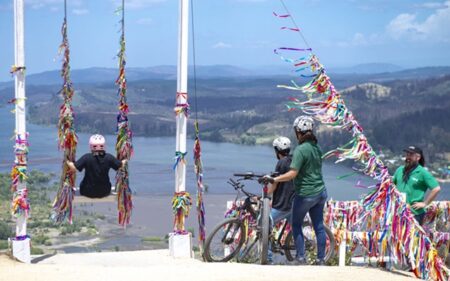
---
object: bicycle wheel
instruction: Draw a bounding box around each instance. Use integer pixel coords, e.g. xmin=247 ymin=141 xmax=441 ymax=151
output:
xmin=259 ymin=197 xmax=270 ymax=265
xmin=237 ymin=232 xmax=260 ymax=263
xmin=284 ymin=223 xmax=335 ymax=263
xmin=203 ymin=217 xmax=246 ymax=262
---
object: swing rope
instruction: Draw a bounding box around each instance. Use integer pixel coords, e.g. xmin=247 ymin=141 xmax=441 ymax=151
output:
xmin=115 ymin=0 xmax=134 ymax=227
xmin=190 ymin=0 xmax=206 ymax=252
xmin=52 ymin=0 xmax=78 ymax=224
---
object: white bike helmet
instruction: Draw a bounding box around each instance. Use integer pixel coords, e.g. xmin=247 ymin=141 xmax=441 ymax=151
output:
xmin=293 ymin=115 xmax=314 ymax=133
xmin=272 ymin=137 xmax=291 ymax=154
xmin=272 ymin=136 xmax=291 ymax=152
xmin=89 ymin=134 xmax=106 ymax=151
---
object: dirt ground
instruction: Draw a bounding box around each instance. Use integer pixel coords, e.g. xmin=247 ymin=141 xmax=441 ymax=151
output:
xmin=0 ymin=250 xmax=417 ymax=281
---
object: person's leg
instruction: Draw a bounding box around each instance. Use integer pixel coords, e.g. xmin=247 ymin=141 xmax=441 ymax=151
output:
xmin=414 ymin=213 xmax=425 ymax=225
xmin=268 ymin=208 xmax=282 ymax=263
xmin=308 ymin=189 xmax=328 ymax=262
xmin=291 ymin=194 xmax=318 ymax=260
xmin=271 ymin=208 xmax=291 ymax=225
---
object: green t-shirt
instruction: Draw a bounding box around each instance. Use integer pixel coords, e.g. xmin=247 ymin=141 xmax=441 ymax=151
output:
xmin=290 ymin=141 xmax=325 ymax=196
xmin=392 ymin=165 xmax=439 ymax=215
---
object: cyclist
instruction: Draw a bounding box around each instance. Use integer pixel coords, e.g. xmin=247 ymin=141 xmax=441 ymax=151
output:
xmin=263 ymin=116 xmax=328 ymax=265
xmin=267 ymin=136 xmax=295 ymax=264
xmin=67 ymin=134 xmax=127 ymax=198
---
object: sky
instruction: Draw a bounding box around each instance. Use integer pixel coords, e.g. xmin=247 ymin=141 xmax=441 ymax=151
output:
xmin=0 ymin=0 xmax=450 ymax=81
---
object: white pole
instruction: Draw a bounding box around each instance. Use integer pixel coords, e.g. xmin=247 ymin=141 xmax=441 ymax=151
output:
xmin=175 ymin=0 xmax=189 ymax=193
xmin=169 ymin=0 xmax=192 ymax=258
xmin=12 ymin=0 xmax=30 ymax=264
xmin=14 ymin=0 xmax=27 ymax=238
xmin=338 ymin=214 xmax=347 ymax=267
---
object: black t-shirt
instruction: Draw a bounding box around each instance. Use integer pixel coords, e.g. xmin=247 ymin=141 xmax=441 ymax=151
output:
xmin=75 ymin=152 xmax=122 ymax=198
xmin=272 ymin=155 xmax=295 ymax=212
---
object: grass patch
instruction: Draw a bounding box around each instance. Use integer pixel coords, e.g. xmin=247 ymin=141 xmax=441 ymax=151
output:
xmin=31 ymin=246 xmax=44 ymax=255
xmin=0 ymin=240 xmax=8 ymax=250
xmin=142 ymin=236 xmax=163 ymax=242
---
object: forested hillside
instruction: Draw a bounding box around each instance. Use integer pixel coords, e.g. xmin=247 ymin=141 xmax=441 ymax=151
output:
xmin=1 ymin=68 xmax=448 ymax=165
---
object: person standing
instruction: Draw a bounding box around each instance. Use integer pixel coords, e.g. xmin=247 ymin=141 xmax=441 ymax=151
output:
xmin=266 ymin=136 xmax=295 ymax=264
xmin=263 ymin=115 xmax=328 ymax=265
xmin=392 ymin=145 xmax=441 ymax=225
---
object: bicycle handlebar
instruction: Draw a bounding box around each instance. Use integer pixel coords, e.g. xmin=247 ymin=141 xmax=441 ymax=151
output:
xmin=233 ymin=172 xmax=265 ymax=179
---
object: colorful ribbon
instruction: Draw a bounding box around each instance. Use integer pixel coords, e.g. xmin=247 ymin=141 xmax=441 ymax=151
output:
xmin=275 ymin=11 xmax=449 ymax=278
xmin=194 ymin=121 xmax=206 ymax=251
xmin=115 ymin=0 xmax=134 ymax=228
xmin=52 ymin=9 xmax=78 ymax=224
xmin=172 ymin=191 xmax=192 ymax=234
xmin=11 ymin=189 xmax=30 ymax=218
xmin=173 ymin=151 xmax=187 ymax=170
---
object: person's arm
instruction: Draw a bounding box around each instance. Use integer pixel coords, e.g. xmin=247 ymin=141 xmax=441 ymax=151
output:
xmin=411 ymin=186 xmax=441 ymax=210
xmin=66 ymin=160 xmax=77 ymax=173
xmin=267 ymin=182 xmax=278 ymax=194
xmin=273 ymin=169 xmax=298 ymax=183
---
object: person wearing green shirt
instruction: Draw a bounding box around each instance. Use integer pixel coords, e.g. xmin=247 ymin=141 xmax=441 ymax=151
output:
xmin=392 ymin=145 xmax=441 ymax=225
xmin=263 ymin=115 xmax=327 ymax=265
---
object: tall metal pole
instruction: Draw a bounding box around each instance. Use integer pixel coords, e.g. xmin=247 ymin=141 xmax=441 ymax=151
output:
xmin=12 ymin=0 xmax=30 ymax=263
xmin=14 ymin=0 xmax=27 ymax=238
xmin=169 ymin=0 xmax=193 ymax=258
xmin=175 ymin=0 xmax=189 ymax=192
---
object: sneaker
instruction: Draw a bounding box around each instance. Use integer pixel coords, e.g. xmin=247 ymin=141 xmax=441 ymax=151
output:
xmin=315 ymin=259 xmax=326 ymax=266
xmin=290 ymin=257 xmax=308 ymax=265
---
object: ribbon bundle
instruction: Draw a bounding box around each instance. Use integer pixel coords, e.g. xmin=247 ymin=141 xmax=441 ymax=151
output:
xmin=10 ymin=65 xmax=26 ymax=75
xmin=115 ymin=3 xmax=133 ymax=227
xmin=174 ymin=92 xmax=190 ymax=118
xmin=10 ymin=134 xmax=28 ymax=192
xmin=11 ymin=189 xmax=30 ymax=217
xmin=52 ymin=12 xmax=78 ymax=224
xmin=274 ymin=9 xmax=449 ymax=280
xmin=172 ymin=191 xmax=192 ymax=234
xmin=194 ymin=121 xmax=206 ymax=250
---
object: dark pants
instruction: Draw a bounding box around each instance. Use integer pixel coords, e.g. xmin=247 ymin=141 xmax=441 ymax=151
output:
xmin=414 ymin=213 xmax=425 ymax=225
xmin=291 ymin=189 xmax=328 ymax=260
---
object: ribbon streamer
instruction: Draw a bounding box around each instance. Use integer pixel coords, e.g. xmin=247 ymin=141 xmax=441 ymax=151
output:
xmin=11 ymin=189 xmax=30 ymax=218
xmin=10 ymin=65 xmax=26 ymax=75
xmin=173 ymin=151 xmax=187 ymax=170
xmin=172 ymin=191 xmax=192 ymax=234
xmin=193 ymin=121 xmax=206 ymax=251
xmin=276 ymin=22 xmax=449 ymax=278
xmin=115 ymin=0 xmax=134 ymax=227
xmin=52 ymin=8 xmax=78 ymax=224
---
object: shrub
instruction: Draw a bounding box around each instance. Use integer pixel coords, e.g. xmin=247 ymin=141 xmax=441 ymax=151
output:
xmin=0 ymin=221 xmax=13 ymax=240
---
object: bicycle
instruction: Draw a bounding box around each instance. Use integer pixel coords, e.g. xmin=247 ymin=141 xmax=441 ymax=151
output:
xmin=203 ymin=172 xmax=270 ymax=264
xmin=203 ymin=172 xmax=335 ymax=264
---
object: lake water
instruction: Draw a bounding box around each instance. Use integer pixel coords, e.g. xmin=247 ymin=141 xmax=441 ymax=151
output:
xmin=0 ymin=107 xmax=448 ymax=201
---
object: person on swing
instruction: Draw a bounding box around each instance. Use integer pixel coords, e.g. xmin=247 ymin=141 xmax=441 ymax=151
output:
xmin=67 ymin=134 xmax=127 ymax=198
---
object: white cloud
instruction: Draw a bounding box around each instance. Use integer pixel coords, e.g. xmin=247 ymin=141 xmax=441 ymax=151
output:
xmin=336 ymin=32 xmax=383 ymax=48
xmin=387 ymin=0 xmax=450 ymax=42
xmin=136 ymin=18 xmax=152 ymax=25
xmin=72 ymin=9 xmax=89 ymax=15
xmin=415 ymin=2 xmax=448 ymax=9
xmin=212 ymin=42 xmax=232 ymax=49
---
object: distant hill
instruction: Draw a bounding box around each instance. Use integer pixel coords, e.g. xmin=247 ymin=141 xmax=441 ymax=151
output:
xmin=329 ymin=63 xmax=404 ymax=74
xmin=0 ymin=65 xmax=257 ymax=87
xmin=2 ymin=62 xmax=449 ymax=167
xmin=2 ymin=65 xmax=450 ymax=89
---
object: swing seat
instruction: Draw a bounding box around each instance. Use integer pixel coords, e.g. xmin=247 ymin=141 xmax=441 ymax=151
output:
xmin=74 ymin=195 xmax=115 ymax=203
xmin=73 ymin=186 xmax=116 ymax=203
